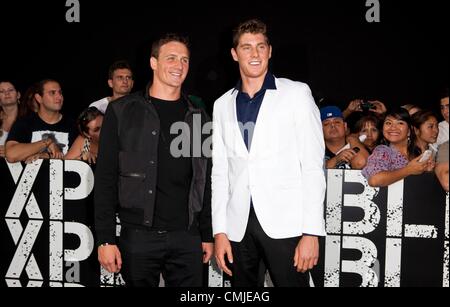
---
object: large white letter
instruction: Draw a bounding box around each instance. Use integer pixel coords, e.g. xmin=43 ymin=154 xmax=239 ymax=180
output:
xmin=343 ymin=171 xmax=380 ymax=235
xmin=342 ymin=236 xmax=379 ymax=287
xmin=64 ymin=160 xmax=94 ymax=200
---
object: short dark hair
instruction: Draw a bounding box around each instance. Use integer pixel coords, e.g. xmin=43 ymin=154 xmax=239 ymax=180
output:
xmin=233 ymin=19 xmax=270 ymax=49
xmin=36 ymin=79 xmax=59 ymax=96
xmin=108 ymin=60 xmax=133 ymax=80
xmin=77 ymin=107 xmax=103 ymax=136
xmin=151 ymin=33 xmax=190 ymax=59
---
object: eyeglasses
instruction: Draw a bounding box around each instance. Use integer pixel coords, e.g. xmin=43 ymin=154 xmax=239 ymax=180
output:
xmin=440 ymin=104 xmax=449 ymax=110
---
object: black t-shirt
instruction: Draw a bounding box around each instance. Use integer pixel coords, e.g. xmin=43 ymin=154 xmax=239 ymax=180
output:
xmin=7 ymin=113 xmax=77 ymax=155
xmin=151 ymin=96 xmax=193 ymax=231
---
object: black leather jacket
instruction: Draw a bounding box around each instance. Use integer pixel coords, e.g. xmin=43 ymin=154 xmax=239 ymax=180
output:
xmin=94 ymin=85 xmax=212 ymax=245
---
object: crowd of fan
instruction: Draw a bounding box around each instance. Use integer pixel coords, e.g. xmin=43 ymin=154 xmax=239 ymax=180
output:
xmin=0 ymin=60 xmax=132 ymax=164
xmin=320 ymin=91 xmax=449 ymax=191
xmin=1 ymin=61 xmax=448 ymax=191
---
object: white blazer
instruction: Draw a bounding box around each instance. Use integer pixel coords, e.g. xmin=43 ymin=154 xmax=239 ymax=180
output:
xmin=212 ymin=77 xmax=326 ymax=242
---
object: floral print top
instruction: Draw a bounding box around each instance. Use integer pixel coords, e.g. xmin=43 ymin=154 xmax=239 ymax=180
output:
xmin=362 ymin=145 xmax=409 ymax=179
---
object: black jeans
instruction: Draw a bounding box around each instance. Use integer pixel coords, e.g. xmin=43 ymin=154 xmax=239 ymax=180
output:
xmin=230 ymin=208 xmax=310 ymax=287
xmin=119 ymin=227 xmax=203 ymax=287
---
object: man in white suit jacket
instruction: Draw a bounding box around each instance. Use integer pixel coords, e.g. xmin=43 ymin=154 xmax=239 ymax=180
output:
xmin=212 ymin=19 xmax=326 ymax=287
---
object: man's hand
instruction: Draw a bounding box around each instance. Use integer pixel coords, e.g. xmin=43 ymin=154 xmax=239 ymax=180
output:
xmin=294 ymin=235 xmax=319 ymax=273
xmin=343 ymin=99 xmax=363 ymax=118
xmin=25 ymin=152 xmax=49 ymax=164
xmin=335 ymin=148 xmax=358 ymax=165
xmin=369 ymin=100 xmax=387 ymax=116
xmin=202 ymin=242 xmax=214 ymax=264
xmin=214 ymin=233 xmax=233 ymax=276
xmin=98 ymin=244 xmax=122 ymax=273
xmin=47 ymin=142 xmax=64 ymax=159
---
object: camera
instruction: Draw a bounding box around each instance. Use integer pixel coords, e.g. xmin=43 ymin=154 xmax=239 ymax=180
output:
xmin=361 ymin=100 xmax=374 ymax=111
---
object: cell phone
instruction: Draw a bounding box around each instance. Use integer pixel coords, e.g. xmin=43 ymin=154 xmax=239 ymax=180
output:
xmin=418 ymin=149 xmax=432 ymax=163
xmin=361 ymin=101 xmax=374 ymax=111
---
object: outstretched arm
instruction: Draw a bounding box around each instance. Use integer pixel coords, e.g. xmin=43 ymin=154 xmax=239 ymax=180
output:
xmin=6 ymin=139 xmax=52 ymax=163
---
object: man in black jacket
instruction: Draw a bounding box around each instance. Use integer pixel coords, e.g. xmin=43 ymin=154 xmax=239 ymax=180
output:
xmin=95 ymin=33 xmax=213 ymax=287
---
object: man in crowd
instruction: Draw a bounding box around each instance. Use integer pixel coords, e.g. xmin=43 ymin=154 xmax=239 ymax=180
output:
xmin=90 ymin=60 xmax=134 ymax=114
xmin=435 ymin=87 xmax=449 ymax=146
xmin=321 ymin=105 xmax=369 ymax=170
xmin=5 ymin=79 xmax=77 ymax=163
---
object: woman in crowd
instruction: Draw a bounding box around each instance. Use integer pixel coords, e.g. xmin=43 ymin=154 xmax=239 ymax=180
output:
xmin=353 ymin=114 xmax=383 ymax=153
xmin=65 ymin=107 xmax=103 ymax=164
xmin=0 ymin=80 xmax=32 ymax=157
xmin=411 ymin=110 xmax=439 ymax=155
xmin=362 ymin=107 xmax=433 ymax=187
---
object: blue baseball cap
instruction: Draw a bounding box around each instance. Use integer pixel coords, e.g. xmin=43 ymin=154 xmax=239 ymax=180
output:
xmin=320 ymin=106 xmax=343 ymax=122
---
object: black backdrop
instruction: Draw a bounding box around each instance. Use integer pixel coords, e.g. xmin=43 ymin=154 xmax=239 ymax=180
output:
xmin=1 ymin=0 xmax=448 ymax=118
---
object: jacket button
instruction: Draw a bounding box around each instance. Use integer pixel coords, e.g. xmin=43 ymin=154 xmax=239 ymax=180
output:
xmin=144 ymin=220 xmax=151 ymax=225
xmin=148 ymin=190 xmax=153 ymax=194
xmin=150 ymin=160 xmax=155 ymax=165
xmin=152 ymin=131 xmax=157 ymax=136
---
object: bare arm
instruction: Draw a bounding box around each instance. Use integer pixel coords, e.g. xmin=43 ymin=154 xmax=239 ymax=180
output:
xmin=435 ymin=162 xmax=449 ymax=192
xmin=347 ymin=135 xmax=370 ymax=170
xmin=368 ymin=156 xmax=428 ymax=187
xmin=5 ymin=139 xmax=50 ymax=163
xmin=65 ymin=135 xmax=85 ymax=160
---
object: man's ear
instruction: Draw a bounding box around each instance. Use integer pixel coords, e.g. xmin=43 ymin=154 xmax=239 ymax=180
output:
xmin=108 ymin=79 xmax=113 ymax=89
xmin=35 ymin=93 xmax=42 ymax=104
xmin=231 ymin=48 xmax=238 ymax=62
xmin=150 ymin=57 xmax=157 ymax=71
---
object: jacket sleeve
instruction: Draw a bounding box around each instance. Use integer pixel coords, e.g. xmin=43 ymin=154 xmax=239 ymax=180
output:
xmin=295 ymin=84 xmax=327 ymax=236
xmin=211 ymin=102 xmax=230 ymax=237
xmin=94 ymin=105 xmax=120 ymax=245
xmin=199 ymin=157 xmax=213 ymax=243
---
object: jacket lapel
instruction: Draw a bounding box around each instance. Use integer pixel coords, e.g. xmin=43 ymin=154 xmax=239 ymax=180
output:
xmin=227 ymin=91 xmax=249 ymax=157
